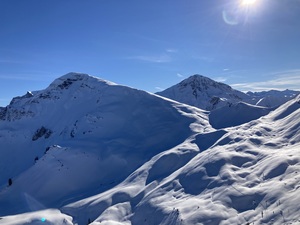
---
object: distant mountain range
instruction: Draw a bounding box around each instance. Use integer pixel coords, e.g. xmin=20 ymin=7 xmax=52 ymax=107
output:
xmin=0 ymin=73 xmax=299 ymax=225
xmin=156 ymin=74 xmax=299 ymax=110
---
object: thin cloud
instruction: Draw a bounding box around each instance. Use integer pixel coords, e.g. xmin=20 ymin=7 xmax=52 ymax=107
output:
xmin=231 ymin=70 xmax=300 ymax=91
xmin=166 ymin=48 xmax=178 ymax=53
xmin=177 ymin=73 xmax=184 ymax=78
xmin=155 ymin=86 xmax=164 ymax=91
xmin=214 ymin=76 xmax=227 ymax=82
xmin=127 ymin=54 xmax=172 ymax=63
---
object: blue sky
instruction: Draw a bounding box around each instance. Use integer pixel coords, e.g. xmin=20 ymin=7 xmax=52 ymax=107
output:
xmin=1 ymin=0 xmax=300 ymax=106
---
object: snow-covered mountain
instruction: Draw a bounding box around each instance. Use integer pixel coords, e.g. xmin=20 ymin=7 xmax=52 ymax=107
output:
xmin=247 ymin=89 xmax=300 ymax=108
xmin=0 ymin=73 xmax=209 ymax=213
xmin=156 ymin=75 xmax=249 ymax=111
xmin=156 ymin=75 xmax=300 ymax=110
xmin=0 ymin=73 xmax=300 ymax=225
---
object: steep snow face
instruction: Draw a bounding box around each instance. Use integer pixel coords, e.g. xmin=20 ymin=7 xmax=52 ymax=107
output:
xmin=0 ymin=73 xmax=210 ymax=216
xmin=209 ymin=102 xmax=273 ymax=129
xmin=156 ymin=75 xmax=249 ymax=110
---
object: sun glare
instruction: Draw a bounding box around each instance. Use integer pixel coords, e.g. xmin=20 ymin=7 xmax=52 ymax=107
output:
xmin=241 ymin=0 xmax=257 ymax=5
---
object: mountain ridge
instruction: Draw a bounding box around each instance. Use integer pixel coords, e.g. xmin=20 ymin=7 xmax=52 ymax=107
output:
xmin=156 ymin=74 xmax=300 ymax=110
xmin=156 ymin=74 xmax=249 ymax=110
xmin=0 ymin=72 xmax=210 ymax=217
xmin=0 ymin=73 xmax=299 ymax=225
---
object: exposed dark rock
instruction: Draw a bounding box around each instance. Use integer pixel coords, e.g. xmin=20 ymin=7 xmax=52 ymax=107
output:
xmin=32 ymin=126 xmax=53 ymax=141
xmin=0 ymin=107 xmax=7 ymax=120
xmin=210 ymin=96 xmax=221 ymax=106
xmin=58 ymin=78 xmax=78 ymax=89
xmin=2 ymin=107 xmax=35 ymax=121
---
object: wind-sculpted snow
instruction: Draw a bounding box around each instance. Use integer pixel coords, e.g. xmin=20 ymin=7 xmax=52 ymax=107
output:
xmin=62 ymin=94 xmax=300 ymax=225
xmin=0 ymin=74 xmax=299 ymax=225
xmin=0 ymin=73 xmax=210 ymax=217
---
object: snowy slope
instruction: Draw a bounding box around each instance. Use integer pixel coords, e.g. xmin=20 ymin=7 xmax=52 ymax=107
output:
xmin=156 ymin=75 xmax=249 ymax=111
xmin=156 ymin=75 xmax=300 ymax=110
xmin=0 ymin=73 xmax=210 ymax=216
xmin=247 ymin=89 xmax=300 ymax=108
xmin=0 ymin=209 xmax=73 ymax=225
xmin=209 ymin=102 xmax=273 ymax=129
xmin=0 ymin=73 xmax=300 ymax=225
xmin=61 ymin=95 xmax=300 ymax=225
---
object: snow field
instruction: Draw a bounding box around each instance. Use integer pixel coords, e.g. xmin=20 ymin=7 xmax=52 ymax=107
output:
xmin=0 ymin=73 xmax=299 ymax=225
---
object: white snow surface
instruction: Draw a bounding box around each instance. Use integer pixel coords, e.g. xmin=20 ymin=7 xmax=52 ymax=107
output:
xmin=248 ymin=90 xmax=300 ymax=108
xmin=156 ymin=75 xmax=249 ymax=111
xmin=0 ymin=209 xmax=73 ymax=225
xmin=209 ymin=102 xmax=273 ymax=129
xmin=156 ymin=75 xmax=300 ymax=110
xmin=0 ymin=73 xmax=300 ymax=225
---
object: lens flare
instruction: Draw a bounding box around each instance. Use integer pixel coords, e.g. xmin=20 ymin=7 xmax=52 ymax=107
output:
xmin=222 ymin=10 xmax=239 ymax=25
xmin=242 ymin=0 xmax=257 ymax=5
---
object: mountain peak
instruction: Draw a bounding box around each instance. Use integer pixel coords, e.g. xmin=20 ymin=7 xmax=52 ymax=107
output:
xmin=48 ymin=72 xmax=115 ymax=91
xmin=1 ymin=73 xmax=119 ymax=122
xmin=157 ymin=74 xmax=247 ymax=110
xmin=181 ymin=74 xmax=219 ymax=82
xmin=1 ymin=73 xmax=300 ymax=224
xmin=178 ymin=74 xmax=233 ymax=93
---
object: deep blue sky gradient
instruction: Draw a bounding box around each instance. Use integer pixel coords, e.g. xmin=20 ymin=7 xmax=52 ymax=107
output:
xmin=1 ymin=0 xmax=300 ymax=106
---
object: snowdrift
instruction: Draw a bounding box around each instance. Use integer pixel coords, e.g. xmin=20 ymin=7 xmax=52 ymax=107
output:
xmin=0 ymin=73 xmax=299 ymax=225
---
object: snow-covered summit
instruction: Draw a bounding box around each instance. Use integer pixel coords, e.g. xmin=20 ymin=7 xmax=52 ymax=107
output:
xmin=0 ymin=72 xmax=209 ymax=217
xmin=0 ymin=73 xmax=299 ymax=225
xmin=48 ymin=72 xmax=116 ymax=90
xmin=157 ymin=74 xmax=300 ymax=111
xmin=0 ymin=73 xmax=119 ymax=122
xmin=156 ymin=74 xmax=249 ymax=110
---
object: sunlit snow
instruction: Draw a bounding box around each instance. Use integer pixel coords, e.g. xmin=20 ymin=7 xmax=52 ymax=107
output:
xmin=0 ymin=73 xmax=299 ymax=225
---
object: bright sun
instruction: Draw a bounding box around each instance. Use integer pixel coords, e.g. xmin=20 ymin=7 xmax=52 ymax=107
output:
xmin=241 ymin=0 xmax=257 ymax=5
